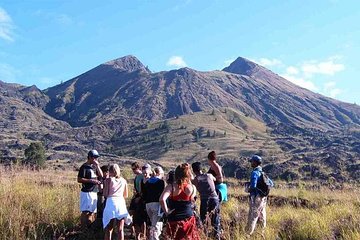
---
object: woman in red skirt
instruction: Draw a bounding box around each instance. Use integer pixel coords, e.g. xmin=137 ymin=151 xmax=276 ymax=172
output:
xmin=160 ymin=163 xmax=200 ymax=240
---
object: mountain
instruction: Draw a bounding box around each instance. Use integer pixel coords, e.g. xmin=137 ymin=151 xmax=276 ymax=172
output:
xmin=44 ymin=56 xmax=360 ymax=132
xmin=0 ymin=82 xmax=87 ymax=162
xmin=0 ymin=80 xmax=49 ymax=108
xmin=1 ymin=55 xmax=360 ymax=182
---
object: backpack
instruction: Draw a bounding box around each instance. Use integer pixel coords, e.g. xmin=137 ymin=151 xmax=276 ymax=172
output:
xmin=256 ymin=172 xmax=274 ymax=197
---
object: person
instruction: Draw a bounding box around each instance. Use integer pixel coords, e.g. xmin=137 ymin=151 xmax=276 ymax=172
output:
xmin=192 ymin=162 xmax=220 ymax=240
xmin=77 ymin=150 xmax=104 ymax=229
xmin=246 ymin=155 xmax=272 ymax=235
xmin=129 ymin=162 xmax=146 ymax=240
xmin=140 ymin=164 xmax=152 ymax=238
xmin=166 ymin=170 xmax=175 ymax=185
xmin=160 ymin=163 xmax=200 ymax=240
xmin=102 ymin=164 xmax=129 ymax=240
xmin=143 ymin=166 xmax=165 ymax=240
xmin=207 ymin=151 xmax=227 ymax=202
xmin=97 ymin=165 xmax=109 ymax=220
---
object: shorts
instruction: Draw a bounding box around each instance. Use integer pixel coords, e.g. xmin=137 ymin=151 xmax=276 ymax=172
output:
xmin=80 ymin=191 xmax=98 ymax=213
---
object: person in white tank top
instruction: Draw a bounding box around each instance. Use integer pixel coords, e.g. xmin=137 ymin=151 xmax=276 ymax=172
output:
xmin=103 ymin=164 xmax=129 ymax=240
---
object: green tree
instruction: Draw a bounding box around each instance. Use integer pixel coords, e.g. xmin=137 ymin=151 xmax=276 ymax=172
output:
xmin=24 ymin=142 xmax=46 ymax=167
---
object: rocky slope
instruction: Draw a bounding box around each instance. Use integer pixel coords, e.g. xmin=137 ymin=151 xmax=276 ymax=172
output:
xmin=1 ymin=55 xmax=359 ymax=181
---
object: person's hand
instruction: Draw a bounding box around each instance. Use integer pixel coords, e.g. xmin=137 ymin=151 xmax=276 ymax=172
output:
xmin=91 ymin=179 xmax=101 ymax=184
xmin=93 ymin=159 xmax=100 ymax=166
xmin=165 ymin=209 xmax=175 ymax=216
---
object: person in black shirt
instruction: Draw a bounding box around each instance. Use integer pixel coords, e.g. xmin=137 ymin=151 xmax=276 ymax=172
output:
xmin=77 ymin=150 xmax=104 ymax=229
xmin=97 ymin=165 xmax=109 ymax=220
xmin=143 ymin=166 xmax=165 ymax=240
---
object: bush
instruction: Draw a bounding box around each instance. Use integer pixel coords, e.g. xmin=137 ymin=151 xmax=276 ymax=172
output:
xmin=24 ymin=142 xmax=46 ymax=168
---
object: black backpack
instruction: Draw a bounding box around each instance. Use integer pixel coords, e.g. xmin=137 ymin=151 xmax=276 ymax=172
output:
xmin=256 ymin=172 xmax=273 ymax=197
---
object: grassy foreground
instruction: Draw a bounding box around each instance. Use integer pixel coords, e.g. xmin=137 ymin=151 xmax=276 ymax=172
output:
xmin=0 ymin=167 xmax=359 ymax=240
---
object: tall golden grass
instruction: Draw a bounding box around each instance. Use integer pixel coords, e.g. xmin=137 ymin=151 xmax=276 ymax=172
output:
xmin=0 ymin=166 xmax=359 ymax=240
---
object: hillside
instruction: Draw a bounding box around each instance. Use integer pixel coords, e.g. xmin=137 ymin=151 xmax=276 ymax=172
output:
xmin=0 ymin=55 xmax=359 ymax=182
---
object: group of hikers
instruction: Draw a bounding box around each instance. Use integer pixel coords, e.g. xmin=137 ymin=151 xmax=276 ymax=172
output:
xmin=77 ymin=150 xmax=273 ymax=240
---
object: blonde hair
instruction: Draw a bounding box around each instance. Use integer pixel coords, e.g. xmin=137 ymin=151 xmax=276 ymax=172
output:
xmin=109 ymin=164 xmax=121 ymax=178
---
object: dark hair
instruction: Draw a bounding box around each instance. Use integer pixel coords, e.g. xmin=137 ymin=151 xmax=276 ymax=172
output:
xmin=191 ymin=162 xmax=202 ymax=173
xmin=167 ymin=170 xmax=175 ymax=184
xmin=131 ymin=162 xmax=140 ymax=170
xmin=100 ymin=165 xmax=109 ymax=172
xmin=208 ymin=151 xmax=216 ymax=161
xmin=175 ymin=163 xmax=191 ymax=188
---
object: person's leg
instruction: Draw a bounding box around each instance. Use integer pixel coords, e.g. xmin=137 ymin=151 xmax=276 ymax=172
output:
xmin=247 ymin=196 xmax=261 ymax=235
xmin=117 ymin=218 xmax=125 ymax=240
xmin=149 ymin=203 xmax=163 ymax=240
xmin=104 ymin=219 xmax=115 ymax=240
xmin=200 ymin=199 xmax=208 ymax=224
xmin=80 ymin=211 xmax=88 ymax=229
xmin=259 ymin=197 xmax=267 ymax=230
xmin=80 ymin=211 xmax=94 ymax=229
xmin=208 ymin=198 xmax=221 ymax=240
xmin=146 ymin=203 xmax=155 ymax=240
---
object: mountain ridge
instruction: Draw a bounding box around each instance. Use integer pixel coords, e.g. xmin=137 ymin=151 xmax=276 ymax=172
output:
xmin=0 ymin=55 xmax=359 ymax=181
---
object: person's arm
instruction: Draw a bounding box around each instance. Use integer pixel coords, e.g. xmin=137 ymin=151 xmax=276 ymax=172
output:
xmin=249 ymin=171 xmax=260 ymax=193
xmin=213 ymin=163 xmax=224 ymax=183
xmin=208 ymin=173 xmax=216 ymax=182
xmin=93 ymin=159 xmax=103 ymax=178
xmin=190 ymin=184 xmax=197 ymax=201
xmin=159 ymin=185 xmax=172 ymax=215
xmin=103 ymin=178 xmax=110 ymax=198
xmin=77 ymin=166 xmax=100 ymax=184
xmin=142 ymin=181 xmax=147 ymax=200
xmin=77 ymin=177 xmax=99 ymax=184
xmin=123 ymin=179 xmax=129 ymax=198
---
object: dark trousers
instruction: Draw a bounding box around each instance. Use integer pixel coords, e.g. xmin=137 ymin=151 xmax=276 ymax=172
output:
xmin=96 ymin=193 xmax=106 ymax=219
xmin=200 ymin=197 xmax=220 ymax=239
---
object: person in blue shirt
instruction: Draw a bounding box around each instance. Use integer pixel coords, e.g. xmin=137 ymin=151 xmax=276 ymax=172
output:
xmin=246 ymin=155 xmax=268 ymax=235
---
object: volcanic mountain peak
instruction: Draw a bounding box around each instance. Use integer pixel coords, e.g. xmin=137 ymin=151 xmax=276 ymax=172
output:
xmin=222 ymin=57 xmax=261 ymax=75
xmin=104 ymin=55 xmax=150 ymax=73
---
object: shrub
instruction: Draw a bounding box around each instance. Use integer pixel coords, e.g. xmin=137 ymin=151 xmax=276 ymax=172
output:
xmin=24 ymin=142 xmax=46 ymax=168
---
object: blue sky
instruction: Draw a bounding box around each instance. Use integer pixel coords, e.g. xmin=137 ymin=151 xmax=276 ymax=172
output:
xmin=0 ymin=0 xmax=359 ymax=104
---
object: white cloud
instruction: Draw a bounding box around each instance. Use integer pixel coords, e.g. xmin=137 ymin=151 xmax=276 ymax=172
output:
xmin=167 ymin=56 xmax=187 ymax=68
xmin=301 ymin=59 xmax=344 ymax=77
xmin=34 ymin=10 xmax=73 ymax=26
xmin=257 ymin=58 xmax=282 ymax=67
xmin=0 ymin=7 xmax=15 ymax=42
xmin=281 ymin=74 xmax=318 ymax=91
xmin=286 ymin=66 xmax=299 ymax=75
xmin=323 ymin=81 xmax=342 ymax=98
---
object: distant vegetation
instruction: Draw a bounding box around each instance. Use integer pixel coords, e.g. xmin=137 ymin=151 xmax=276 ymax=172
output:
xmin=24 ymin=142 xmax=46 ymax=167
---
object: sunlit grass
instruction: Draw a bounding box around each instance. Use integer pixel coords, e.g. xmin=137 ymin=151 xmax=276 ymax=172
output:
xmin=0 ymin=166 xmax=359 ymax=239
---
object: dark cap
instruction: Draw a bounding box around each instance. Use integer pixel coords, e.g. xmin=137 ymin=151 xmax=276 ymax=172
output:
xmin=88 ymin=150 xmax=100 ymax=158
xmin=249 ymin=155 xmax=262 ymax=163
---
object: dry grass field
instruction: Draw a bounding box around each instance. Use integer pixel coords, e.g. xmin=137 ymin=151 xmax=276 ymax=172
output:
xmin=0 ymin=166 xmax=359 ymax=240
